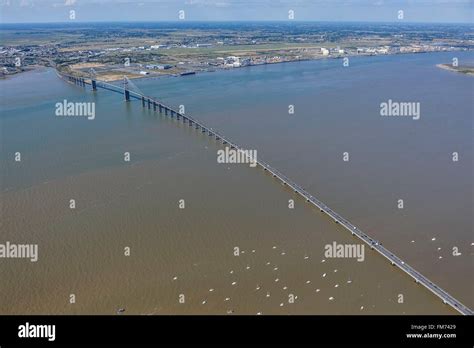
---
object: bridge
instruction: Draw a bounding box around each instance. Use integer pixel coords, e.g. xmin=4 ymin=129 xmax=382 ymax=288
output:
xmin=58 ymin=71 xmax=473 ymax=316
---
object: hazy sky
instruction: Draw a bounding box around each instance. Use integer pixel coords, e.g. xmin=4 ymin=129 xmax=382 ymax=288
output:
xmin=1 ymin=0 xmax=473 ymax=23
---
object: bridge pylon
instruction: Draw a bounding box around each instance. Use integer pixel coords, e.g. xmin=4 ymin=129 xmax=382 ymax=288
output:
xmin=89 ymin=68 xmax=97 ymax=90
xmin=123 ymin=76 xmax=130 ymax=101
xmin=123 ymin=75 xmax=144 ymax=103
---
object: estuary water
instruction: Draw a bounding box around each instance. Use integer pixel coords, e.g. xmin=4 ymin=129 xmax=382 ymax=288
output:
xmin=0 ymin=51 xmax=472 ymax=314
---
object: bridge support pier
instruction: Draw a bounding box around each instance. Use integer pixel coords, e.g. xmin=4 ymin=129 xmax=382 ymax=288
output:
xmin=92 ymin=80 xmax=97 ymax=90
xmin=124 ymin=89 xmax=130 ymax=101
xmin=148 ymin=99 xmax=151 ymax=109
xmin=141 ymin=97 xmax=145 ymax=107
xmin=158 ymin=104 xmax=162 ymax=113
xmin=165 ymin=108 xmax=168 ymax=116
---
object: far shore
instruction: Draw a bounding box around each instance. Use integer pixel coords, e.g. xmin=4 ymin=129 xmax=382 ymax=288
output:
xmin=61 ymin=51 xmax=451 ymax=83
xmin=3 ymin=52 xmax=473 ymax=83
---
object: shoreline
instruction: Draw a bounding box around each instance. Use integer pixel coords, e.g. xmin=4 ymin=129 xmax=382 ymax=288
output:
xmin=0 ymin=64 xmax=45 ymax=80
xmin=75 ymin=50 xmax=462 ymax=82
xmin=436 ymin=63 xmax=474 ymax=76
xmin=4 ymin=50 xmax=470 ymax=82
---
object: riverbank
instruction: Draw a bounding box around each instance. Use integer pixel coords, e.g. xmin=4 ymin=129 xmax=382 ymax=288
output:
xmin=73 ymin=50 xmax=468 ymax=83
xmin=5 ymin=49 xmax=472 ymax=82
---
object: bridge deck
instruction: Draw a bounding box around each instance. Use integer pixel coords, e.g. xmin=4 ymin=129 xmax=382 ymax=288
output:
xmin=58 ymin=72 xmax=473 ymax=315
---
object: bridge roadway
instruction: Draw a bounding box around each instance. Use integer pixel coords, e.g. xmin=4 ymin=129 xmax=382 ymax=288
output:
xmin=59 ymin=72 xmax=473 ymax=315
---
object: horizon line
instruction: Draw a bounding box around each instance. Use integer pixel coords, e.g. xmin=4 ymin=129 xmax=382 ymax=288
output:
xmin=1 ymin=19 xmax=473 ymax=25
